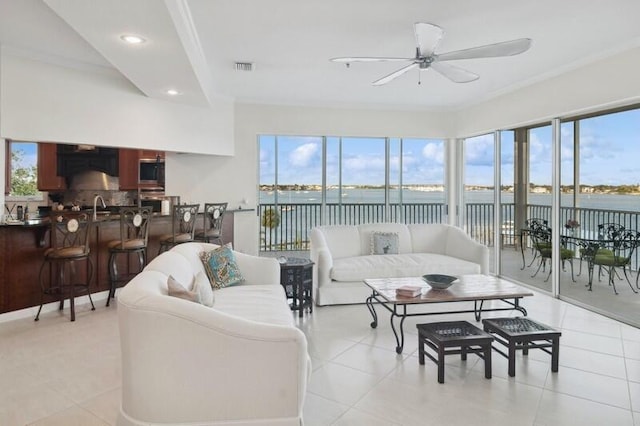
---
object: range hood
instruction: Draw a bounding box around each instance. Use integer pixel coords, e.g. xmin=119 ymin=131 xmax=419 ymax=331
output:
xmin=57 ymin=144 xmax=119 ymax=178
xmin=69 ymin=170 xmax=119 ymax=191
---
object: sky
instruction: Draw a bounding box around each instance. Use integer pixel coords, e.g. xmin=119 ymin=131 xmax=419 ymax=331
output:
xmin=10 ymin=141 xmax=38 ymax=169
xmin=260 ymin=108 xmax=640 ymax=187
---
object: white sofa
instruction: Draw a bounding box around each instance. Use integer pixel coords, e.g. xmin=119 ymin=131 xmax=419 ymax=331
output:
xmin=117 ymin=242 xmax=310 ymax=426
xmin=310 ymin=223 xmax=490 ymax=305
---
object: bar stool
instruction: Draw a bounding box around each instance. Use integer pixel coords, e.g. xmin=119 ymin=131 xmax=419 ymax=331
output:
xmin=36 ymin=210 xmax=95 ymax=322
xmin=158 ymin=203 xmax=200 ymax=254
xmin=195 ymin=202 xmax=227 ymax=245
xmin=106 ymin=207 xmax=152 ymax=307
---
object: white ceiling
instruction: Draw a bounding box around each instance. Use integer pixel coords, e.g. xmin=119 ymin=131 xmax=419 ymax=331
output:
xmin=2 ymin=0 xmax=640 ymax=111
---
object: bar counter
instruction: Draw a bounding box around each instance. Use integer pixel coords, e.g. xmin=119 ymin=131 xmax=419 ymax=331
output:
xmin=0 ymin=212 xmax=175 ymax=314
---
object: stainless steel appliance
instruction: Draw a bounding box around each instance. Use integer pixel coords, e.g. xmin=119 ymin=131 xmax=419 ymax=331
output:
xmin=139 ymin=157 xmax=165 ymax=188
xmin=138 ymin=189 xmax=179 ymax=215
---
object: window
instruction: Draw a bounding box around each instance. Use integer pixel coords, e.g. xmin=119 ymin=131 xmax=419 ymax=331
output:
xmin=258 ymin=134 xmax=445 ymax=251
xmin=6 ymin=141 xmax=41 ymax=200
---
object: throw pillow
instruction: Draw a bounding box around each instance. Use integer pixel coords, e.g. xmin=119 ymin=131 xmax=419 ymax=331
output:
xmin=200 ymin=244 xmax=245 ymax=289
xmin=193 ymin=271 xmax=215 ymax=307
xmin=167 ymin=275 xmax=200 ymax=304
xmin=370 ymin=232 xmax=399 ymax=255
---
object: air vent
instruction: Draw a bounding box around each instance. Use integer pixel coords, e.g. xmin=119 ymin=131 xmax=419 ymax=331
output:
xmin=234 ymin=62 xmax=253 ymax=72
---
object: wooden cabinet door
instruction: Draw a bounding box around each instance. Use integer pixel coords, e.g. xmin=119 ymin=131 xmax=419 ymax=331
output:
xmin=118 ymin=148 xmax=140 ymax=190
xmin=139 ymin=150 xmax=165 ymax=160
xmin=37 ymin=143 xmax=66 ymax=191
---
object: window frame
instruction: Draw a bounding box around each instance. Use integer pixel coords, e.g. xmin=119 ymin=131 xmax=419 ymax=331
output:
xmin=5 ymin=139 xmax=45 ymax=202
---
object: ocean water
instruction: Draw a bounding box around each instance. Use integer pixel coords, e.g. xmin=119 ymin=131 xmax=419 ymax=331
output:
xmin=260 ymin=189 xmax=640 ymax=212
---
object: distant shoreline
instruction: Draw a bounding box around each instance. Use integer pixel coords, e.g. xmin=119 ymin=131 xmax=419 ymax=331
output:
xmin=260 ymin=184 xmax=640 ymax=196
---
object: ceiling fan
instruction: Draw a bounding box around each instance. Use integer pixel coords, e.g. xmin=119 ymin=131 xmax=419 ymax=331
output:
xmin=330 ymin=22 xmax=532 ymax=86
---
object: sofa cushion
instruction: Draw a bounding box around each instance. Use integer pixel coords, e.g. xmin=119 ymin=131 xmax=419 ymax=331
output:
xmin=200 ymin=244 xmax=245 ymax=289
xmin=330 ymin=253 xmax=481 ymax=282
xmin=213 ymin=285 xmax=294 ymax=327
xmin=358 ymin=223 xmax=412 ymax=255
xmin=370 ymin=232 xmax=399 ymax=255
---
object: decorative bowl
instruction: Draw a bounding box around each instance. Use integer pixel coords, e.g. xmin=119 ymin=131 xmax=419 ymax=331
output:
xmin=421 ymin=274 xmax=458 ymax=290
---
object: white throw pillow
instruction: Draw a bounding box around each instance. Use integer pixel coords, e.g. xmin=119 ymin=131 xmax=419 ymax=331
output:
xmin=193 ymin=271 xmax=215 ymax=307
xmin=370 ymin=232 xmax=399 ymax=255
xmin=167 ymin=274 xmax=214 ymax=307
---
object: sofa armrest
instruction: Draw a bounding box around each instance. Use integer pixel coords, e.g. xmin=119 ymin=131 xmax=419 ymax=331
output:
xmin=118 ymin=291 xmax=308 ymax=424
xmin=310 ymin=228 xmax=333 ymax=296
xmin=445 ymin=227 xmax=490 ymax=274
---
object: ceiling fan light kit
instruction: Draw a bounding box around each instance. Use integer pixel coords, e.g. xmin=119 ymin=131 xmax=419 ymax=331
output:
xmin=330 ymin=22 xmax=531 ymax=86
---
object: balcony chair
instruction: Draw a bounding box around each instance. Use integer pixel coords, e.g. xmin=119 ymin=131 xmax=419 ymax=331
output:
xmin=529 ymin=222 xmax=575 ymax=283
xmin=524 ymin=218 xmax=550 ymax=269
xmin=194 ymin=202 xmax=228 ymax=245
xmin=36 ymin=210 xmax=95 ymax=322
xmin=158 ymin=204 xmax=200 ymax=254
xmin=106 ymin=207 xmax=152 ymax=306
xmin=591 ymin=229 xmax=640 ymax=294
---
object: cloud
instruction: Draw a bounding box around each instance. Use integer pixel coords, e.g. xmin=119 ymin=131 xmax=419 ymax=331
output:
xmin=465 ymin=134 xmax=494 ymax=166
xmin=421 ymin=142 xmax=444 ymax=164
xmin=288 ymin=142 xmax=319 ymax=167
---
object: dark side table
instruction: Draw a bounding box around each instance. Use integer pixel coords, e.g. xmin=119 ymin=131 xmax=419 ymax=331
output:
xmin=417 ymin=320 xmax=494 ymax=383
xmin=482 ymin=317 xmax=561 ymax=377
xmin=279 ymin=257 xmax=314 ymax=318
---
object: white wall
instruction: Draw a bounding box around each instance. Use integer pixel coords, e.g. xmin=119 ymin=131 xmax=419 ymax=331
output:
xmin=0 ymin=53 xmax=234 ymax=155
xmin=455 ymin=47 xmax=640 ymax=136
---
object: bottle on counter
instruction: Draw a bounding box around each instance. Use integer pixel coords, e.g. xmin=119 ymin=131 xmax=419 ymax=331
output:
xmin=16 ymin=205 xmax=23 ymax=221
xmin=24 ymin=206 xmax=29 ymax=220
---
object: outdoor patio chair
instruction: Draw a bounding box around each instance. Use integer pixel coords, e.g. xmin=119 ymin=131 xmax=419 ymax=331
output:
xmin=524 ymin=218 xmax=550 ymax=268
xmin=591 ymin=229 xmax=640 ymax=295
xmin=529 ymin=222 xmax=575 ymax=283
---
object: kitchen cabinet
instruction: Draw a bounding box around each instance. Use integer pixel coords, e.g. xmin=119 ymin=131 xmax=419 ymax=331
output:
xmin=139 ymin=150 xmax=165 ymax=160
xmin=37 ymin=143 xmax=66 ymax=191
xmin=119 ymin=148 xmax=140 ymax=190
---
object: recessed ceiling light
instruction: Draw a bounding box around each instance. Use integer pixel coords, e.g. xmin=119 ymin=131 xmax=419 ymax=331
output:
xmin=166 ymin=89 xmax=181 ymax=96
xmin=120 ymin=34 xmax=146 ymax=45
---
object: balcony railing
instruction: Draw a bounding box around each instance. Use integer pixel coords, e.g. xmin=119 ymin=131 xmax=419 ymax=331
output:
xmin=259 ymin=202 xmax=640 ymax=271
xmin=259 ymin=203 xmax=443 ymax=251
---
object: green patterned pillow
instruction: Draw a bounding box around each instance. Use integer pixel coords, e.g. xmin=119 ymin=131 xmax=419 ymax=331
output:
xmin=199 ymin=244 xmax=245 ymax=289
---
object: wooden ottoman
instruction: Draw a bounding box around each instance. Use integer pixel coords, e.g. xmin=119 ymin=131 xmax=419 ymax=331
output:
xmin=482 ymin=317 xmax=561 ymax=377
xmin=417 ymin=320 xmax=494 ymax=384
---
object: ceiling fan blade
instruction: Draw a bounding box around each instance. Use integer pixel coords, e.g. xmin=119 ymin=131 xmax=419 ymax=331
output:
xmin=430 ymin=62 xmax=479 ymax=83
xmin=372 ymin=63 xmax=418 ymax=86
xmin=331 ymin=57 xmax=414 ymax=63
xmin=414 ymin=22 xmax=444 ymax=57
xmin=436 ymin=38 xmax=532 ymax=61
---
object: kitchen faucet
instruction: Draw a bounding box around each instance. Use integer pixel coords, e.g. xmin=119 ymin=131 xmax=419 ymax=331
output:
xmin=93 ymin=194 xmax=106 ymax=221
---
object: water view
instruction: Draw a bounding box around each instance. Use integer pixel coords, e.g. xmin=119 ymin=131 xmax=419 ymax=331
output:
xmin=260 ymin=187 xmax=640 ymax=212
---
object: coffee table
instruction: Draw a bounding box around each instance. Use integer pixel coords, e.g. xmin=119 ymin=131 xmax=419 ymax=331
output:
xmin=364 ymin=274 xmax=534 ymax=353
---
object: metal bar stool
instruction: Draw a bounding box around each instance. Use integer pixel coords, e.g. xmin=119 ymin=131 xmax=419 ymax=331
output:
xmin=158 ymin=203 xmax=200 ymax=254
xmin=106 ymin=207 xmax=152 ymax=306
xmin=195 ymin=202 xmax=227 ymax=245
xmin=36 ymin=210 xmax=95 ymax=322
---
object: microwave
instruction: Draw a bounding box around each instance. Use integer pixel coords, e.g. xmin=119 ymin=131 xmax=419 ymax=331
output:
xmin=139 ymin=158 xmax=165 ymax=187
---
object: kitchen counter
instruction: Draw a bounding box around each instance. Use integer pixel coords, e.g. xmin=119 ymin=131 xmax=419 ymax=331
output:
xmin=0 ymin=208 xmax=242 ymax=314
xmin=0 ymin=213 xmax=174 ymax=314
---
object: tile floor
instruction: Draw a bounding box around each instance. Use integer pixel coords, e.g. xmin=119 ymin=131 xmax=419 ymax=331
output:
xmin=3 ymin=287 xmax=640 ymax=425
